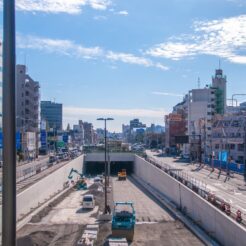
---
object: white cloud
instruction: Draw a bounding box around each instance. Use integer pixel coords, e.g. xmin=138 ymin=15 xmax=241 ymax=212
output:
xmin=11 ymin=0 xmax=111 ymax=14
xmin=17 ymin=34 xmax=103 ymax=59
xmin=116 ymin=10 xmax=128 ymax=16
xmin=146 ymin=15 xmax=246 ymax=64
xmin=152 ymin=91 xmax=183 ymax=97
xmin=17 ymin=34 xmax=169 ymax=70
xmin=64 ymin=106 xmax=166 ymax=118
xmin=106 ymin=51 xmax=169 ymax=70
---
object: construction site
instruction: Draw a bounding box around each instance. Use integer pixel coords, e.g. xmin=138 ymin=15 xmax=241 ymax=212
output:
xmin=16 ymin=174 xmax=203 ymax=246
xmin=12 ymin=153 xmax=246 ymax=246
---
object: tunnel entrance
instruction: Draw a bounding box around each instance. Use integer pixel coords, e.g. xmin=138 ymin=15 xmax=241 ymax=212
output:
xmin=84 ymin=161 xmax=134 ymax=175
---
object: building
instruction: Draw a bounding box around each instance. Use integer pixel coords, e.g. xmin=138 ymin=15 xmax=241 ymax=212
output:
xmin=41 ymin=101 xmax=63 ymax=131
xmin=16 ymin=65 xmax=40 ymax=159
xmin=165 ymin=113 xmax=187 ymax=152
xmin=211 ymin=68 xmax=227 ymax=114
xmin=212 ymin=114 xmax=246 ymax=164
xmin=187 ymin=88 xmax=216 ymax=159
xmin=83 ymin=122 xmax=94 ymax=145
xmin=71 ymin=120 xmax=85 ymax=146
xmin=16 ymin=65 xmax=40 ymax=132
xmin=130 ymin=119 xmax=146 ymax=129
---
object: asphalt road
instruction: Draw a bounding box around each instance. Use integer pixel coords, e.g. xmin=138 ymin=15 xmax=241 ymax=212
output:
xmin=146 ymin=150 xmax=246 ymax=216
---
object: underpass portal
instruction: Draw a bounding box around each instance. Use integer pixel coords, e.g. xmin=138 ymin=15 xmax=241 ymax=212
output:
xmin=84 ymin=161 xmax=134 ymax=175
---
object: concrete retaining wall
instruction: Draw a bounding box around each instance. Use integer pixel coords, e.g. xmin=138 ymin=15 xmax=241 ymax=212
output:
xmin=85 ymin=153 xmax=135 ymax=162
xmin=16 ymin=155 xmax=84 ymax=221
xmin=134 ymin=155 xmax=246 ymax=246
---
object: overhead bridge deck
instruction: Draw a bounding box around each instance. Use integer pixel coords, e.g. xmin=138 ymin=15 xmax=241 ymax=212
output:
xmin=84 ymin=153 xmax=135 ymax=175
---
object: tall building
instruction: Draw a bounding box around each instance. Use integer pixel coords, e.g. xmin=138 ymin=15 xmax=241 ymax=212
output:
xmin=16 ymin=65 xmax=40 ymax=132
xmin=188 ymin=88 xmax=216 ymax=159
xmin=83 ymin=122 xmax=94 ymax=145
xmin=130 ymin=119 xmax=146 ymax=129
xmin=41 ymin=101 xmax=63 ymax=131
xmin=16 ymin=65 xmax=40 ymax=159
xmin=212 ymin=68 xmax=227 ymax=114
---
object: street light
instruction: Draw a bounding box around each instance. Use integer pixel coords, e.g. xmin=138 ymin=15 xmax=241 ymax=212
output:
xmin=97 ymin=117 xmax=114 ymax=214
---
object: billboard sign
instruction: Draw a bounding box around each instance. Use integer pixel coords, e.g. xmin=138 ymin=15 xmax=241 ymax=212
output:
xmin=0 ymin=132 xmax=21 ymax=149
xmin=63 ymin=134 xmax=68 ymax=143
xmin=40 ymin=130 xmax=47 ymax=147
xmin=16 ymin=131 xmax=21 ymax=150
xmin=26 ymin=132 xmax=36 ymax=151
xmin=169 ymin=113 xmax=182 ymax=121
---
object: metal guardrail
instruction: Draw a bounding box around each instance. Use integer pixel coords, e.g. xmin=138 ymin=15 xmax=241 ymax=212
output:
xmin=142 ymin=156 xmax=246 ymax=227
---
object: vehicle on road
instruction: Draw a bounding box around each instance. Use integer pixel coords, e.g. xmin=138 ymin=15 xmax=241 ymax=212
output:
xmin=118 ymin=169 xmax=127 ymax=181
xmin=94 ymin=176 xmax=103 ymax=183
xmin=82 ymin=194 xmax=95 ymax=209
xmin=112 ymin=202 xmax=135 ymax=241
xmin=48 ymin=155 xmax=57 ymax=164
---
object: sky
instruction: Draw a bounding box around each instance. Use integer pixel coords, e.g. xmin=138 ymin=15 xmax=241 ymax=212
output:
xmin=1 ymin=0 xmax=246 ymax=132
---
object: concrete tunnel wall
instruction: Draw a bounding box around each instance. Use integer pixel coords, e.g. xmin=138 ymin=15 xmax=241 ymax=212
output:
xmin=134 ymin=155 xmax=246 ymax=246
xmin=16 ymin=155 xmax=84 ymax=222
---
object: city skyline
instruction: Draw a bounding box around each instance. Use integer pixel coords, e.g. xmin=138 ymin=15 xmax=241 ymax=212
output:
xmin=3 ymin=0 xmax=246 ymax=131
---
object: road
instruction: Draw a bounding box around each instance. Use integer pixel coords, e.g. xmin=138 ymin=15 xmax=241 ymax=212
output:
xmin=112 ymin=176 xmax=173 ymax=223
xmin=112 ymin=176 xmax=204 ymax=245
xmin=146 ymin=150 xmax=246 ymax=216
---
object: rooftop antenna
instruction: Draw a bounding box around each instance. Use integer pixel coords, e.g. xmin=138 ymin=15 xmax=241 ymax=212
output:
xmin=198 ymin=77 xmax=201 ymax=89
xmin=219 ymin=59 xmax=221 ymax=69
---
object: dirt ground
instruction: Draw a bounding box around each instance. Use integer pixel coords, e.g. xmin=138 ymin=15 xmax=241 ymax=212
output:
xmin=17 ymin=181 xmax=103 ymax=246
xmin=95 ymin=221 xmax=204 ymax=246
xmin=17 ymin=177 xmax=204 ymax=246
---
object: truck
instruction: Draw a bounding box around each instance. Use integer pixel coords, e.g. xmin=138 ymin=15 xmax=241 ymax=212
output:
xmin=118 ymin=169 xmax=127 ymax=181
xmin=112 ymin=202 xmax=135 ymax=241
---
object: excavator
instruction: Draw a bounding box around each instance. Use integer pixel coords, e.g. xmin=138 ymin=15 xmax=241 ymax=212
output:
xmin=68 ymin=168 xmax=87 ymax=190
xmin=111 ymin=202 xmax=135 ymax=241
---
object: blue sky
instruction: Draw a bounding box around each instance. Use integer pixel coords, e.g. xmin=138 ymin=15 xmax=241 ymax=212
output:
xmin=2 ymin=0 xmax=246 ymax=131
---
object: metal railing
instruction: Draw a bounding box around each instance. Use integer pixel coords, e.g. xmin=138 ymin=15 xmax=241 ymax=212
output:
xmin=142 ymin=155 xmax=246 ymax=227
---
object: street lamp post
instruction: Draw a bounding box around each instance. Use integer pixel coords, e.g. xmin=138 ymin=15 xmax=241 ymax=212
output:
xmin=97 ymin=117 xmax=114 ymax=214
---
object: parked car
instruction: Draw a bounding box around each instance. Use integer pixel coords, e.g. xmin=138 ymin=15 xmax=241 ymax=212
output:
xmin=82 ymin=194 xmax=95 ymax=209
xmin=48 ymin=155 xmax=57 ymax=164
xmin=94 ymin=176 xmax=103 ymax=183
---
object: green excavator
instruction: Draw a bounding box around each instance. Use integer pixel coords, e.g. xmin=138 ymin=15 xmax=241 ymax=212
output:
xmin=68 ymin=168 xmax=87 ymax=190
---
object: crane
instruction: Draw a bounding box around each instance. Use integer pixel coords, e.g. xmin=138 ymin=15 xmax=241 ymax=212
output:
xmin=68 ymin=168 xmax=87 ymax=190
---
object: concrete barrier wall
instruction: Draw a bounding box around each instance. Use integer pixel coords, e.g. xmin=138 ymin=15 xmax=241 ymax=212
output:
xmin=16 ymin=155 xmax=84 ymax=221
xmin=85 ymin=153 xmax=135 ymax=162
xmin=134 ymin=155 xmax=246 ymax=246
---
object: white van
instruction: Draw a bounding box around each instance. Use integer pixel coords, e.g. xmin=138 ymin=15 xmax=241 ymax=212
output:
xmin=82 ymin=194 xmax=95 ymax=209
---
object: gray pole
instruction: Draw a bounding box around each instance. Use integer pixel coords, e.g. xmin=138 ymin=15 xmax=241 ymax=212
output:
xmin=2 ymin=0 xmax=16 ymax=245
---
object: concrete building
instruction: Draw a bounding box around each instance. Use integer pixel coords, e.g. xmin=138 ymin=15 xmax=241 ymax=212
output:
xmin=165 ymin=113 xmax=187 ymax=152
xmin=72 ymin=120 xmax=85 ymax=146
xmin=212 ymin=114 xmax=246 ymax=164
xmin=83 ymin=122 xmax=94 ymax=145
xmin=16 ymin=65 xmax=40 ymax=159
xmin=130 ymin=119 xmax=146 ymax=129
xmin=41 ymin=101 xmax=63 ymax=131
xmin=188 ymin=88 xmax=216 ymax=159
xmin=211 ymin=68 xmax=227 ymax=114
xmin=16 ymin=65 xmax=40 ymax=132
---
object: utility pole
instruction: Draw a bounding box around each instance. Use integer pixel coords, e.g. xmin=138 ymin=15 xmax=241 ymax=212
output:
xmin=2 ymin=0 xmax=16 ymax=245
